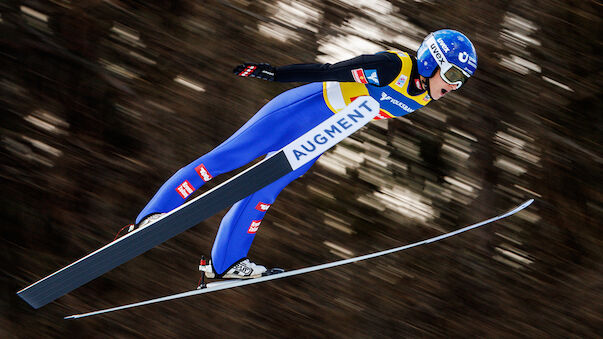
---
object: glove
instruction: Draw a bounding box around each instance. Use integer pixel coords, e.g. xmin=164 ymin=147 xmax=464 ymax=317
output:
xmin=233 ymin=63 xmax=276 ymax=81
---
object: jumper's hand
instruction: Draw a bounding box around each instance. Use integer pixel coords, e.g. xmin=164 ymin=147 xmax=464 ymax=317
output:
xmin=233 ymin=63 xmax=276 ymax=81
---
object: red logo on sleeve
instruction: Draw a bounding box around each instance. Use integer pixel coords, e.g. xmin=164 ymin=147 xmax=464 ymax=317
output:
xmin=239 ymin=65 xmax=257 ymax=77
xmin=255 ymin=202 xmax=271 ymax=212
xmin=248 ymin=220 xmax=262 ymax=234
xmin=195 ymin=164 xmax=213 ymax=182
xmin=351 ymin=68 xmax=368 ymax=84
xmin=176 ymin=180 xmax=195 ymax=199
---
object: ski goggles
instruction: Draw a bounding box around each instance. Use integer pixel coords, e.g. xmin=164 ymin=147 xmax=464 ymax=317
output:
xmin=425 ymin=34 xmax=471 ymax=88
xmin=440 ymin=62 xmax=470 ymax=88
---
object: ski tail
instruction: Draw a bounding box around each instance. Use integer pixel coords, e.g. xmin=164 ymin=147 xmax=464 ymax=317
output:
xmin=65 ymin=199 xmax=534 ymax=319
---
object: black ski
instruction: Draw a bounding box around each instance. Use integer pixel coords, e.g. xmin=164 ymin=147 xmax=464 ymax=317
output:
xmin=17 ymin=96 xmax=379 ymax=309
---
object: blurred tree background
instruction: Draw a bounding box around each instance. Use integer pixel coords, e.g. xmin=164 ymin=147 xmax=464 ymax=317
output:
xmin=1 ymin=0 xmax=601 ymax=337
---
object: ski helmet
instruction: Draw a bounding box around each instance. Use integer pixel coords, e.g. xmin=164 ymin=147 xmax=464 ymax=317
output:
xmin=416 ymin=29 xmax=477 ymax=88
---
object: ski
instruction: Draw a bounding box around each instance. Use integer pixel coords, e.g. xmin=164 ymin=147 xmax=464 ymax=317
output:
xmin=64 ymin=199 xmax=534 ymax=319
xmin=17 ymin=96 xmax=380 ymax=309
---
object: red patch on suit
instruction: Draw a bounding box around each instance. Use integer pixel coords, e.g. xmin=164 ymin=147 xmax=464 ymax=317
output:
xmin=248 ymin=220 xmax=262 ymax=234
xmin=195 ymin=163 xmax=213 ymax=182
xmin=176 ymin=180 xmax=195 ymax=199
xmin=255 ymin=202 xmax=271 ymax=212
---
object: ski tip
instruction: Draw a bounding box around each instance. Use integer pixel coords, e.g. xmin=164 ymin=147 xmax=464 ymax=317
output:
xmin=64 ymin=315 xmax=77 ymax=320
xmin=511 ymin=199 xmax=534 ymax=215
xmin=523 ymin=199 xmax=535 ymax=208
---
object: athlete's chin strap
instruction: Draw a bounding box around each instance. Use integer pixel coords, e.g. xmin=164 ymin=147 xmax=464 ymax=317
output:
xmin=419 ymin=76 xmax=432 ymax=98
xmin=423 ymin=78 xmax=431 ymax=98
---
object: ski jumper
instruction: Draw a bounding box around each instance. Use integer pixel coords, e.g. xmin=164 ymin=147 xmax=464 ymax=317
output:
xmin=136 ymin=51 xmax=432 ymax=275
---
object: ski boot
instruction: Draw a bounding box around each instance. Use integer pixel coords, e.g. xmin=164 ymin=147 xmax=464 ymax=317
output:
xmin=197 ymin=256 xmax=284 ymax=289
xmin=113 ymin=213 xmax=166 ymax=240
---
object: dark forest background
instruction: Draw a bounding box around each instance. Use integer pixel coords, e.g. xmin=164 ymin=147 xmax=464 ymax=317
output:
xmin=1 ymin=0 xmax=601 ymax=337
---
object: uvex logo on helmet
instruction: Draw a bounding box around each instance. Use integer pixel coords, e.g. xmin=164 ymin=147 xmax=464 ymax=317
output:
xmin=429 ymin=42 xmax=445 ymax=66
xmin=437 ymin=38 xmax=450 ymax=53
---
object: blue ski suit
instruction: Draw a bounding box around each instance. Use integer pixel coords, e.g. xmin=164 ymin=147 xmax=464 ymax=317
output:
xmin=136 ymin=51 xmax=432 ymax=274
